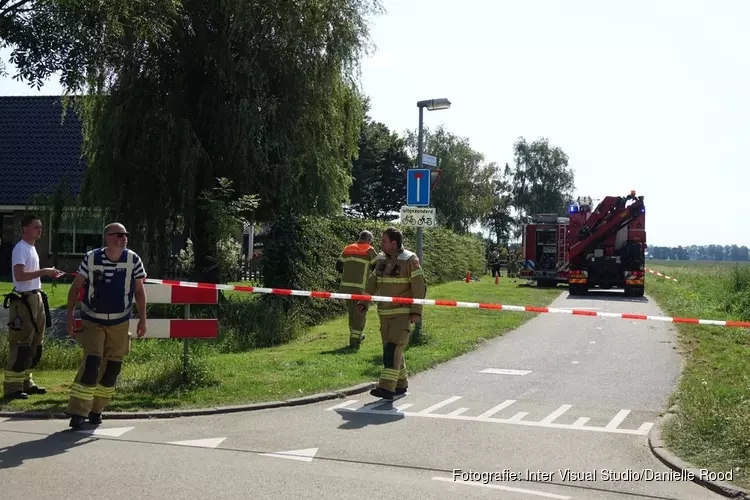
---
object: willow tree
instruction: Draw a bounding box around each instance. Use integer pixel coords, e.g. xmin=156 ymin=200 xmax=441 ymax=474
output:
xmin=74 ymin=0 xmax=381 ymax=281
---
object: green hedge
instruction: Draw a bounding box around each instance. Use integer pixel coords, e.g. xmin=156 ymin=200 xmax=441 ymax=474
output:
xmin=217 ymin=214 xmax=485 ymax=349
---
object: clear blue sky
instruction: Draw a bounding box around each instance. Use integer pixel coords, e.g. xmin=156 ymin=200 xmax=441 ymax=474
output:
xmin=2 ymin=0 xmax=748 ymax=248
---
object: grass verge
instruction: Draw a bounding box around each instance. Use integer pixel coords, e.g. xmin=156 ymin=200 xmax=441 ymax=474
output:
xmin=645 ymin=260 xmax=750 ymax=490
xmin=1 ymin=278 xmax=561 ymax=413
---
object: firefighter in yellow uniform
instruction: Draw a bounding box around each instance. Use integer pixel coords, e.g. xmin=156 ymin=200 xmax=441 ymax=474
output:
xmin=336 ymin=231 xmax=378 ymax=348
xmin=357 ymin=227 xmax=425 ymax=399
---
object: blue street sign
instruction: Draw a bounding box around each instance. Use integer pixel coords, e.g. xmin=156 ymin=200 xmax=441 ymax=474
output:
xmin=407 ymin=168 xmax=431 ymax=206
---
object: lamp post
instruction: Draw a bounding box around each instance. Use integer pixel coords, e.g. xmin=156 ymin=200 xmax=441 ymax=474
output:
xmin=414 ymin=98 xmax=450 ymax=337
xmin=415 ymin=98 xmax=451 ymax=264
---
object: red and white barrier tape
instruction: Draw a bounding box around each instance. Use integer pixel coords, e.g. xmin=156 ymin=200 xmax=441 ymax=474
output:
xmin=143 ymin=278 xmax=750 ymax=329
xmin=645 ymin=268 xmax=678 ymax=282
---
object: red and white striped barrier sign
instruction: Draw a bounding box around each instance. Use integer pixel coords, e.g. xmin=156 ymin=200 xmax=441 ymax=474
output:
xmin=143 ymin=278 xmax=750 ymax=329
xmin=645 ymin=268 xmax=678 ymax=282
xmin=72 ymin=283 xmax=219 ymax=339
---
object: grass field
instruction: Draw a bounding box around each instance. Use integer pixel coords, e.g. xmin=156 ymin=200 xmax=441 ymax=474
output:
xmin=1 ymin=277 xmax=562 ymax=412
xmin=0 ymin=280 xmax=72 ymax=309
xmin=645 ymin=259 xmax=750 ymax=489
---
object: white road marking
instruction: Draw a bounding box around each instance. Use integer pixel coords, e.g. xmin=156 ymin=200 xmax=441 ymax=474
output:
xmin=477 ymin=400 xmax=516 ymax=419
xmin=638 ymin=422 xmax=654 ymax=433
xmin=326 ymin=400 xmax=359 ymax=411
xmin=168 ymin=437 xmax=226 ymax=449
xmin=589 ymin=341 xmax=596 ymax=344
xmin=432 ymin=476 xmax=571 ymax=499
xmin=416 ymin=396 xmax=462 ymax=415
xmin=480 ymin=368 xmax=533 ymax=376
xmin=260 ymin=447 xmax=318 ymax=462
xmin=605 ymin=409 xmax=631 ymax=430
xmin=329 ymin=400 xmax=653 ymax=435
xmin=540 ymin=405 xmax=573 ymax=424
xmin=571 ymin=361 xmax=580 ymax=364
xmin=76 ymin=426 xmax=134 ymax=437
xmin=446 ymin=407 xmax=469 ymax=416
xmin=395 ymin=404 xmax=413 ymax=412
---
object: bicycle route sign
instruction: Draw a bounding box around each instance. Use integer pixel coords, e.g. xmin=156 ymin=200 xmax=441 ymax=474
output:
xmin=400 ymin=206 xmax=437 ymax=228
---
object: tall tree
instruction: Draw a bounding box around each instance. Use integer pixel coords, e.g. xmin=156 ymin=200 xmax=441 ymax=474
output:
xmin=484 ymin=162 xmax=515 ymax=246
xmin=1 ymin=0 xmax=178 ymax=91
xmin=71 ymin=0 xmax=381 ymax=282
xmin=405 ymin=125 xmax=495 ymax=234
xmin=346 ymin=115 xmax=411 ymax=220
xmin=508 ymin=136 xmax=576 ymax=231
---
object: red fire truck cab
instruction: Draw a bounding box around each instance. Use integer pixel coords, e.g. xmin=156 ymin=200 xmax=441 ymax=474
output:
xmin=519 ymin=213 xmax=570 ymax=287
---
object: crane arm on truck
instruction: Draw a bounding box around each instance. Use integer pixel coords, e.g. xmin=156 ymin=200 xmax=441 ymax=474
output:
xmin=568 ymin=192 xmax=645 ymax=262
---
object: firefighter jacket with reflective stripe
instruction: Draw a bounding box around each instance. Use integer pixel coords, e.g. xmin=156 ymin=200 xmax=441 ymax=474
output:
xmin=337 ymin=242 xmax=379 ymax=291
xmin=361 ymin=248 xmax=426 ymax=317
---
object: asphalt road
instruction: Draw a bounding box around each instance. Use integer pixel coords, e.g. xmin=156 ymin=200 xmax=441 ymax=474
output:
xmin=0 ymin=288 xmax=727 ymax=500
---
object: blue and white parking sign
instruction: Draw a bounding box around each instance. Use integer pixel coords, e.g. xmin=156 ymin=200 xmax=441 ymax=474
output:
xmin=407 ymin=168 xmax=431 ymax=207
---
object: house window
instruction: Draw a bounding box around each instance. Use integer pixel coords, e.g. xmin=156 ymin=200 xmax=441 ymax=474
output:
xmin=56 ymin=213 xmax=104 ymax=255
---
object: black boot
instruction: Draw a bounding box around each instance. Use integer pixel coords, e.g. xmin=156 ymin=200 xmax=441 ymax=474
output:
xmin=370 ymin=387 xmax=395 ymax=400
xmin=395 ymin=387 xmax=408 ymax=395
xmin=88 ymin=412 xmax=102 ymax=425
xmin=3 ymin=390 xmax=28 ymax=400
xmin=68 ymin=415 xmax=86 ymax=430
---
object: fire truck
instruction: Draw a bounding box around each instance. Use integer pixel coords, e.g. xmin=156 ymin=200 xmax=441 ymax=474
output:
xmin=519 ymin=213 xmax=571 ymax=287
xmin=567 ymin=191 xmax=646 ymax=296
xmin=519 ymin=191 xmax=647 ymax=295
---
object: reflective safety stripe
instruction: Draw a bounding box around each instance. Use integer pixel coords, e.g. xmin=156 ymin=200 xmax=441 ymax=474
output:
xmin=80 ymin=302 xmax=132 ymax=320
xmin=377 ymin=277 xmax=410 ymax=284
xmin=378 ymin=307 xmax=411 ymax=316
xmin=94 ymin=384 xmax=116 ymax=398
xmin=411 ymin=269 xmax=424 ymax=278
xmin=340 ymin=256 xmax=371 ymax=264
xmin=87 ymin=251 xmax=96 ymax=303
xmin=70 ymin=382 xmax=95 ymax=401
xmin=4 ymin=370 xmax=25 ymax=382
xmin=380 ymin=368 xmax=399 ymax=381
xmin=340 ymin=281 xmax=365 ymax=289
xmin=123 ymin=250 xmax=134 ymax=310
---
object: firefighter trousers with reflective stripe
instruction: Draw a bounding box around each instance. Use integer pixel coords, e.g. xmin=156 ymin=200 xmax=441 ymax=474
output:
xmin=340 ymin=286 xmax=367 ymax=347
xmin=66 ymin=319 xmax=131 ymax=417
xmin=346 ymin=300 xmax=367 ymax=347
xmin=3 ymin=292 xmax=45 ymax=396
xmin=377 ymin=314 xmax=410 ymax=392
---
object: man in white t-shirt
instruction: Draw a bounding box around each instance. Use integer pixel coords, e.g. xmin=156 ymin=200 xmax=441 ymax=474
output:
xmin=3 ymin=214 xmax=63 ymax=400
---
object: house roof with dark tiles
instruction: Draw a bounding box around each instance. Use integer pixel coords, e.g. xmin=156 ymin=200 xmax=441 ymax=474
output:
xmin=0 ymin=95 xmax=86 ymax=206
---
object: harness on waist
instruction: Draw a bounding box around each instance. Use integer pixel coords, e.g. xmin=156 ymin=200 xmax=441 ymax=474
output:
xmin=3 ymin=289 xmax=52 ymax=332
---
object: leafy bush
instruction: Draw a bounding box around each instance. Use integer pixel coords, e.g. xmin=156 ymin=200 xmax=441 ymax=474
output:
xmin=217 ymin=214 xmax=486 ymax=347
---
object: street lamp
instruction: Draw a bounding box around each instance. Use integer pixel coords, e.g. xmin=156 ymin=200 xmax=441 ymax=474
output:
xmin=416 ymin=97 xmax=451 ymax=264
xmin=415 ymin=97 xmax=450 ymax=337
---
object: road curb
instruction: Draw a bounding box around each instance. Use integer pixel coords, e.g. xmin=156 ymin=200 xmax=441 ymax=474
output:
xmin=648 ymin=410 xmax=750 ymax=499
xmin=0 ymin=382 xmax=376 ymax=421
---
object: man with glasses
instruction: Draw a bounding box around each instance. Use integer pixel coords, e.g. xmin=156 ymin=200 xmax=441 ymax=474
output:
xmin=64 ymin=222 xmax=148 ymax=429
xmin=3 ymin=214 xmax=63 ymax=400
